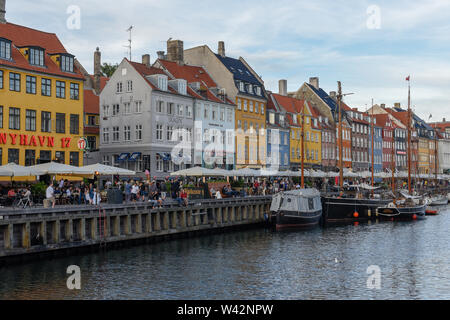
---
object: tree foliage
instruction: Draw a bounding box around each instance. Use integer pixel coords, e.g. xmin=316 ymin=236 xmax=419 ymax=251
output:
xmin=101 ymin=63 xmax=119 ymax=77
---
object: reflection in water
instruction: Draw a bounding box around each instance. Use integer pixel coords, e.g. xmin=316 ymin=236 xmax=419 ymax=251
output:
xmin=1 ymin=207 xmax=450 ymax=300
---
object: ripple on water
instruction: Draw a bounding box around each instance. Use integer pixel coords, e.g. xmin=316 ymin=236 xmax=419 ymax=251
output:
xmin=1 ymin=207 xmax=450 ymax=299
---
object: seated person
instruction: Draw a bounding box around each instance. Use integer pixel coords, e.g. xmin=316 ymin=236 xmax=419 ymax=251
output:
xmin=215 ymin=190 xmax=222 ymax=199
xmin=176 ymin=189 xmax=189 ymax=206
xmin=7 ymin=188 xmax=16 ymax=198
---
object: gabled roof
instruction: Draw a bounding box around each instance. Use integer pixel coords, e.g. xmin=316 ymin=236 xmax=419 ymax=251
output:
xmin=215 ymin=54 xmax=260 ymax=85
xmin=0 ymin=22 xmax=84 ymax=80
xmin=271 ymin=93 xmax=309 ymax=114
xmin=157 ymin=59 xmax=234 ymax=105
xmin=84 ymin=89 xmax=99 ymax=114
xmin=305 ymin=83 xmax=339 ymax=113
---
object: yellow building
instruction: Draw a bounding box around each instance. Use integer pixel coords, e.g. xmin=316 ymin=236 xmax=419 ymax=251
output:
xmin=418 ymin=137 xmax=430 ymax=174
xmin=271 ymin=94 xmax=321 ymax=170
xmin=235 ymin=96 xmax=266 ymax=168
xmin=0 ymin=21 xmax=84 ymax=167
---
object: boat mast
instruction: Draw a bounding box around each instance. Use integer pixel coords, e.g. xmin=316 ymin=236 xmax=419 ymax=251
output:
xmin=301 ymin=94 xmax=306 ymax=189
xmin=337 ymin=81 xmax=343 ymax=190
xmin=435 ymin=122 xmax=438 ymax=181
xmin=407 ymin=77 xmax=412 ymax=193
xmin=391 ymin=124 xmax=396 ymax=194
xmin=371 ymin=98 xmax=375 ymax=197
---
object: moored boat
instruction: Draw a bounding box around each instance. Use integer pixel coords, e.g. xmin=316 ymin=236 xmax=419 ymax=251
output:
xmin=271 ymin=189 xmax=322 ymax=230
xmin=377 ymin=197 xmax=427 ymax=221
xmin=428 ymin=195 xmax=448 ymax=206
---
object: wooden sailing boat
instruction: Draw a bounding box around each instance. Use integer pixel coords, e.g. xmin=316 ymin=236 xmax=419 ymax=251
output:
xmin=377 ymin=76 xmax=427 ymax=220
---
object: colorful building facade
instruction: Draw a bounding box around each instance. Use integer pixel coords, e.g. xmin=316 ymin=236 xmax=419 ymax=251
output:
xmin=0 ymin=21 xmax=84 ymax=167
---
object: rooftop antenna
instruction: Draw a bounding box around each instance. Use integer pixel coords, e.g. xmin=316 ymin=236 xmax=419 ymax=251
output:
xmin=124 ymin=26 xmax=133 ymax=61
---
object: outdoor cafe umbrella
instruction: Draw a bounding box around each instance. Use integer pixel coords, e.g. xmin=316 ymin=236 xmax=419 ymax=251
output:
xmin=80 ymin=163 xmax=136 ymax=176
xmin=170 ymin=166 xmax=220 ymax=177
xmin=27 ymin=161 xmax=89 ymax=176
xmin=0 ymin=163 xmax=46 ymax=177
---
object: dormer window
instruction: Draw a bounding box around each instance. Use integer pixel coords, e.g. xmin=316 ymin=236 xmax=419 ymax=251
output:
xmin=247 ymin=84 xmax=253 ymax=93
xmin=178 ymin=79 xmax=186 ymax=95
xmin=0 ymin=39 xmax=11 ymax=60
xmin=157 ymin=75 xmax=168 ymax=91
xmin=29 ymin=47 xmax=45 ymax=66
xmin=60 ymin=54 xmax=74 ymax=73
xmin=256 ymin=86 xmax=261 ymax=96
xmin=239 ymin=81 xmax=244 ymax=92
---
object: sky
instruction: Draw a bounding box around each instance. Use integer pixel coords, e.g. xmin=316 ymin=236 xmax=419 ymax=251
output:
xmin=5 ymin=0 xmax=450 ymax=121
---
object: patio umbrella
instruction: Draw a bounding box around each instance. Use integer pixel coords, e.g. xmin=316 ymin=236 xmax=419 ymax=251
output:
xmin=80 ymin=163 xmax=136 ymax=176
xmin=0 ymin=163 xmax=46 ymax=177
xmin=27 ymin=162 xmax=89 ymax=176
xmin=170 ymin=166 xmax=220 ymax=177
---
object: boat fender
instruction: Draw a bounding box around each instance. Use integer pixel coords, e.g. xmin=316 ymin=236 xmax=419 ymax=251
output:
xmin=353 ymin=212 xmax=359 ymax=218
xmin=388 ymin=202 xmax=395 ymax=208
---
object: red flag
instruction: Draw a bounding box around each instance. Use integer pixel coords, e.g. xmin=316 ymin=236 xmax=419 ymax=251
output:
xmin=406 ymin=76 xmax=410 ymax=81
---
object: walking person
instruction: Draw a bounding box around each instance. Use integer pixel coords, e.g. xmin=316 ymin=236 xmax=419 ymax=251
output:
xmin=124 ymin=181 xmax=132 ymax=203
xmin=46 ymin=182 xmax=56 ymax=208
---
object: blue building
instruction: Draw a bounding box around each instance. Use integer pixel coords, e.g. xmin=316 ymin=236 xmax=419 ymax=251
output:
xmin=266 ymin=93 xmax=290 ymax=171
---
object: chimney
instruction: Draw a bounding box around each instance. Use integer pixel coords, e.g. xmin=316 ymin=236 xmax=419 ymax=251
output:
xmin=278 ymin=79 xmax=287 ymax=96
xmin=93 ymin=47 xmax=101 ymax=94
xmin=167 ymin=39 xmax=184 ymax=65
xmin=380 ymin=103 xmax=386 ymax=109
xmin=309 ymin=77 xmax=319 ymax=90
xmin=218 ymin=41 xmax=225 ymax=57
xmin=157 ymin=51 xmax=165 ymax=60
xmin=394 ymin=102 xmax=401 ymax=108
xmin=443 ymin=118 xmax=446 ymax=122
xmin=142 ymin=54 xmax=150 ymax=67
xmin=0 ymin=0 xmax=6 ymax=24
xmin=329 ymin=91 xmax=337 ymax=100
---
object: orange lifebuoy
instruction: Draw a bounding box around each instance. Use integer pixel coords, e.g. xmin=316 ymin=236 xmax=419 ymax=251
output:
xmin=353 ymin=212 xmax=359 ymax=218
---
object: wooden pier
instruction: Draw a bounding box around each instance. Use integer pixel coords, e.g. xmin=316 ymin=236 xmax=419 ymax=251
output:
xmin=0 ymin=196 xmax=272 ymax=263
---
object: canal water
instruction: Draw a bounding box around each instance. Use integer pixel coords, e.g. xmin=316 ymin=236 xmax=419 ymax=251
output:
xmin=1 ymin=206 xmax=450 ymax=300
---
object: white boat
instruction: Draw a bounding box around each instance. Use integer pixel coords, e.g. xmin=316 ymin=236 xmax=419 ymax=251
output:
xmin=428 ymin=195 xmax=448 ymax=206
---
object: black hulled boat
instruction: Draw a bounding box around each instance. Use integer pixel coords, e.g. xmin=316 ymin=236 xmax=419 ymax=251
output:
xmin=271 ymin=189 xmax=322 ymax=230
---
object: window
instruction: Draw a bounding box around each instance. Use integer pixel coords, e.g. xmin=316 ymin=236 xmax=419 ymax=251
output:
xmin=122 ymin=125 xmax=130 ymax=141
xmin=186 ymin=105 xmax=192 ymax=118
xmin=261 ymin=104 xmax=264 ymax=115
xmin=102 ymin=155 xmax=110 ymax=166
xmin=255 ymin=102 xmax=259 ymax=114
xmin=237 ymin=99 xmax=241 ymax=110
xmin=156 ymin=124 xmax=163 ymax=140
xmin=70 ymin=83 xmax=79 ymax=100
xmin=55 ymin=151 xmax=65 ymax=164
xmin=112 ymin=126 xmax=119 ymax=141
xmin=220 ymin=108 xmax=225 ymax=121
xmin=41 ymin=111 xmax=51 ymax=132
xmin=0 ymin=70 xmax=3 ymax=89
xmin=8 ymin=149 xmax=19 ymax=164
xmin=157 ymin=101 xmax=164 ymax=113
xmin=157 ymin=76 xmax=167 ymax=91
xmin=204 ymin=105 xmax=209 ymax=119
xmin=156 ymin=154 xmax=163 ymax=172
xmin=26 ymin=76 xmax=36 ymax=94
xmin=0 ymin=106 xmax=2 ymax=128
xmin=135 ymin=124 xmax=142 ymax=140
xmin=39 ymin=150 xmax=51 ymax=164
xmin=256 ymin=87 xmax=261 ymax=96
xmin=56 ymin=113 xmax=65 ymax=133
xmin=135 ymin=101 xmax=142 ymax=113
xmin=87 ymin=136 xmax=96 ymax=150
xmin=25 ymin=110 xmax=36 ymax=131
xmin=177 ymin=104 xmax=183 ymax=116
xmin=116 ymin=82 xmax=123 ymax=93
xmin=41 ymin=78 xmax=51 ymax=96
xmin=249 ymin=101 xmax=253 ymax=112
xmin=70 ymin=152 xmax=79 ymax=166
xmin=243 ymin=100 xmax=247 ymax=111
xmin=0 ymin=39 xmax=11 ymax=60
xmin=167 ymin=126 xmax=173 ymax=141
xmin=227 ymin=109 xmax=232 ymax=122
xmin=9 ymin=72 xmax=20 ymax=91
xmin=56 ymin=81 xmax=65 ymax=98
xmin=112 ymin=104 xmax=120 ymax=116
xmin=239 ymin=82 xmax=244 ymax=91
xmin=167 ymin=102 xmax=174 ymax=115
xmin=29 ymin=48 xmax=45 ymax=66
xmin=102 ymin=127 xmax=110 ymax=144
xmin=25 ymin=150 xmax=35 ymax=166
xmin=70 ymin=114 xmax=79 ymax=134
xmin=9 ymin=107 xmax=20 ymax=130
xmin=127 ymin=80 xmax=133 ymax=92
xmin=124 ymin=102 xmax=131 ymax=114
xmin=212 ymin=107 xmax=217 ymax=120
xmin=60 ymin=55 xmax=74 ymax=72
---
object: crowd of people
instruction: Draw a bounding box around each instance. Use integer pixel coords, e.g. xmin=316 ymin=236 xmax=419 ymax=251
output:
xmin=1 ymin=174 xmax=448 ymax=209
